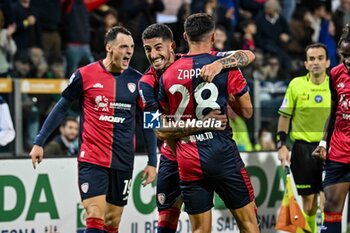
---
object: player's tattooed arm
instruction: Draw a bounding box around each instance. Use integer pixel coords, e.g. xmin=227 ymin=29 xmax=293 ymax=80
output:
xmin=200 ymin=50 xmax=254 ymax=82
xmin=218 ymin=50 xmax=251 ymax=68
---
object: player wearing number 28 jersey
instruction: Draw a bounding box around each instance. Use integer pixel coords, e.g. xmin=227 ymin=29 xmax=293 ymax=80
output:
xmin=159 ymin=14 xmax=259 ymax=233
xmin=159 ymin=52 xmax=251 ymax=179
xmin=159 ymin=51 xmax=257 ymax=228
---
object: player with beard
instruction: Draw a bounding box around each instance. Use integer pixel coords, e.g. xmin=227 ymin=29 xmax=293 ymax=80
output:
xmin=140 ymin=23 xmax=255 ymax=233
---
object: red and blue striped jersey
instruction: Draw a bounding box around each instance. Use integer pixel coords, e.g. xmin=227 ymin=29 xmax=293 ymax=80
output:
xmin=328 ymin=63 xmax=350 ymax=164
xmin=158 ymin=53 xmax=248 ymax=180
xmin=62 ymin=61 xmax=156 ymax=170
xmin=139 ymin=66 xmax=176 ymax=161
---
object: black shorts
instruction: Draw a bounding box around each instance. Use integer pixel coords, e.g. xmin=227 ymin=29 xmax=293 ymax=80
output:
xmin=156 ymin=155 xmax=181 ymax=210
xmin=78 ymin=162 xmax=133 ymax=206
xmin=180 ymin=166 xmax=254 ymax=215
xmin=290 ymin=141 xmax=324 ymax=195
xmin=323 ymin=160 xmax=350 ymax=188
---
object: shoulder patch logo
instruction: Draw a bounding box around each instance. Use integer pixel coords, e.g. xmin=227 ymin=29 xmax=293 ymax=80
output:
xmin=128 ymin=83 xmax=136 ymax=93
xmin=93 ymin=83 xmax=104 ymax=88
xmin=337 ymin=82 xmax=345 ymax=89
xmin=81 ymin=182 xmax=89 ymax=193
xmin=315 ymin=95 xmax=323 ymax=103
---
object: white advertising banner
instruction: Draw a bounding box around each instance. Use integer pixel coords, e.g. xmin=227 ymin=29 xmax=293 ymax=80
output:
xmin=0 ymin=152 xmax=347 ymax=233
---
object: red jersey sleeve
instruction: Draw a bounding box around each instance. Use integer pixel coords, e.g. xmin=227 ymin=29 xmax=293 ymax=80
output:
xmin=227 ymin=69 xmax=249 ymax=96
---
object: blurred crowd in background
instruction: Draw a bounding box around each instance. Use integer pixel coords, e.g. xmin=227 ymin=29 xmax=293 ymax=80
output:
xmin=0 ymin=0 xmax=347 ymax=155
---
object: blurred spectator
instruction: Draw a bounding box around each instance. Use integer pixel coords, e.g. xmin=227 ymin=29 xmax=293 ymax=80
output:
xmin=11 ymin=51 xmax=41 ymax=150
xmin=260 ymin=54 xmax=289 ymax=121
xmin=0 ymin=95 xmax=15 ymax=146
xmin=61 ymin=0 xmax=94 ymax=77
xmin=115 ymin=0 xmax=165 ymax=72
xmin=12 ymin=0 xmax=42 ymax=51
xmin=192 ymin=0 xmax=233 ymax=35
xmin=254 ymin=0 xmax=292 ymax=72
xmin=213 ymin=25 xmax=228 ymax=51
xmin=91 ymin=8 xmax=119 ymax=60
xmin=47 ymin=55 xmax=65 ymax=79
xmin=166 ymin=2 xmax=190 ymax=53
xmin=332 ymin=0 xmax=350 ymax=42
xmin=218 ymin=0 xmax=238 ymax=28
xmin=243 ymin=48 xmax=266 ymax=81
xmin=319 ymin=15 xmax=337 ymax=68
xmin=31 ymin=0 xmax=62 ymax=58
xmin=44 ymin=116 xmax=79 ymax=156
xmin=29 ymin=46 xmax=48 ymax=78
xmin=238 ymin=0 xmax=266 ymax=19
xmin=0 ymin=0 xmax=15 ymax=25
xmin=285 ymin=6 xmax=313 ymax=58
xmin=255 ymin=127 xmax=275 ymax=151
xmin=0 ymin=10 xmax=16 ymax=77
xmin=304 ymin=1 xmax=327 ymax=43
xmin=239 ymin=19 xmax=257 ymax=51
xmin=11 ymin=51 xmax=32 ymax=78
xmin=280 ymin=0 xmax=296 ymax=23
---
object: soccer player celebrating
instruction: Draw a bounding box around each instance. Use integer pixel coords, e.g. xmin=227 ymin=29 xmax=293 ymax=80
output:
xmin=277 ymin=43 xmax=331 ymax=233
xmin=140 ymin=23 xmax=255 ymax=233
xmin=313 ymin=24 xmax=350 ymax=233
xmin=29 ymin=26 xmax=157 ymax=233
xmin=158 ymin=13 xmax=259 ymax=233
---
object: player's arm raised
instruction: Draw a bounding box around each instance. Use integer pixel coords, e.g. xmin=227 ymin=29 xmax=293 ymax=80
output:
xmin=200 ymin=50 xmax=255 ymax=82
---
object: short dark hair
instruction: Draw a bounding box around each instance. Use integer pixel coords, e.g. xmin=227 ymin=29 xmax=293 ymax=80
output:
xmin=142 ymin=23 xmax=173 ymax=41
xmin=61 ymin=116 xmax=78 ymax=127
xmin=104 ymin=26 xmax=131 ymax=46
xmin=305 ymin=43 xmax=329 ymax=60
xmin=184 ymin=13 xmax=215 ymax=42
xmin=338 ymin=24 xmax=350 ymax=47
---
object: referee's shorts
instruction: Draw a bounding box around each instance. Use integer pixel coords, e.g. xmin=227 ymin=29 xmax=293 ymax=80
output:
xmin=290 ymin=140 xmax=324 ymax=195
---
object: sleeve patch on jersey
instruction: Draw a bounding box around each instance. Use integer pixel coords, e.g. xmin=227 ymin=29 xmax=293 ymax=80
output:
xmin=280 ymin=97 xmax=288 ymax=109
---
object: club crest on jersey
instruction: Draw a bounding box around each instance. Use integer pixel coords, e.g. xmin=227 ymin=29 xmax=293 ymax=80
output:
xmin=337 ymin=82 xmax=345 ymax=89
xmin=128 ymin=83 xmax=136 ymax=93
xmin=315 ymin=95 xmax=323 ymax=103
xmin=94 ymin=95 xmax=109 ymax=111
xmin=81 ymin=183 xmax=89 ymax=193
xmin=157 ymin=193 xmax=166 ymax=205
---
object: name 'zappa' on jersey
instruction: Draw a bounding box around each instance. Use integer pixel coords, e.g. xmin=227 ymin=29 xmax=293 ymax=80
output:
xmin=158 ymin=53 xmax=249 ymax=181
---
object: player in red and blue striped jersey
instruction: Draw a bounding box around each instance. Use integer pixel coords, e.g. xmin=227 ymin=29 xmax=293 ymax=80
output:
xmin=313 ymin=24 xmax=350 ymax=233
xmin=158 ymin=14 xmax=259 ymax=233
xmin=30 ymin=26 xmax=157 ymax=233
xmin=139 ymin=23 xmax=255 ymax=233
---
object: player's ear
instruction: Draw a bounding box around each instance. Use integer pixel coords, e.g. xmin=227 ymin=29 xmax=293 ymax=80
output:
xmin=183 ymin=32 xmax=188 ymax=42
xmin=106 ymin=43 xmax=112 ymax=54
xmin=171 ymin=41 xmax=176 ymax=51
xmin=211 ymin=32 xmax=215 ymax=44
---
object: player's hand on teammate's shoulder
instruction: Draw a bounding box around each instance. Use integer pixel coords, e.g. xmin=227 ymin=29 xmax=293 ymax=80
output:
xmin=277 ymin=145 xmax=290 ymax=169
xmin=29 ymin=145 xmax=44 ymax=169
xmin=202 ymin=109 xmax=227 ymax=130
xmin=312 ymin=146 xmax=327 ymax=161
xmin=200 ymin=60 xmax=225 ymax=83
xmin=141 ymin=165 xmax=157 ymax=187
